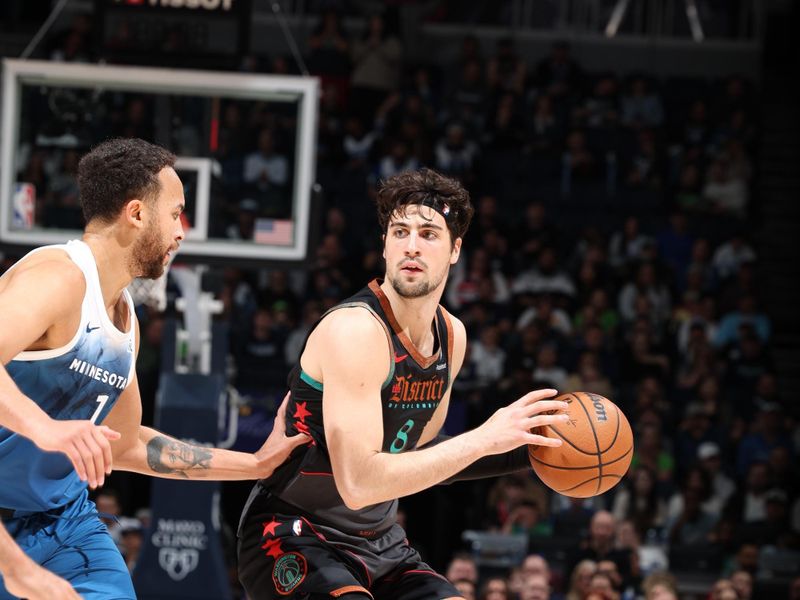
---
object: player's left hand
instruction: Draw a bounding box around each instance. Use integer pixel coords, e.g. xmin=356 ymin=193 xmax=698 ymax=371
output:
xmin=253 ymin=391 xmax=311 ymax=479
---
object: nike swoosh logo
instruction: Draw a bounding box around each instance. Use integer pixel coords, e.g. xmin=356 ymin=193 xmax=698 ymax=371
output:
xmin=86 ymin=323 xmax=100 ymax=333
xmin=394 ymin=353 xmax=409 ymax=363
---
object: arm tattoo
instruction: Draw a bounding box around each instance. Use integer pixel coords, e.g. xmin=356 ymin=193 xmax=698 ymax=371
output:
xmin=146 ymin=435 xmax=213 ymax=478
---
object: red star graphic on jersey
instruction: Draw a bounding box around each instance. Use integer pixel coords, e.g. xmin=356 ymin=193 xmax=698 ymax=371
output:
xmin=293 ymin=401 xmax=312 ymax=422
xmin=261 ymin=519 xmax=281 ymax=538
xmin=261 ymin=537 xmax=284 ymax=559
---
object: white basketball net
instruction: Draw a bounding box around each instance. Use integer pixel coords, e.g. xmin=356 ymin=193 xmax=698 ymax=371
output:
xmin=127 ymin=256 xmax=175 ymax=311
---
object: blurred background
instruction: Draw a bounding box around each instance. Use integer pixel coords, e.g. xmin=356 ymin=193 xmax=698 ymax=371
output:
xmin=1 ymin=1 xmax=799 ymax=599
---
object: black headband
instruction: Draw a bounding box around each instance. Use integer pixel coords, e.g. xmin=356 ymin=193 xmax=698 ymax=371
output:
xmin=418 ymin=196 xmax=455 ymax=223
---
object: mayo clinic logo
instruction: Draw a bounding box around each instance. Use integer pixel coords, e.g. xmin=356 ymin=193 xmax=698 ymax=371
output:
xmin=158 ymin=548 xmax=199 ymax=581
xmin=152 ymin=519 xmax=208 ymax=581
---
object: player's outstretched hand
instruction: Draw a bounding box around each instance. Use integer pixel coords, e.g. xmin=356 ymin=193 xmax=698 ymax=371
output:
xmin=3 ymin=555 xmax=82 ymax=600
xmin=477 ymin=388 xmax=569 ymax=456
xmin=253 ymin=392 xmax=311 ymax=479
xmin=33 ymin=419 xmax=121 ymax=489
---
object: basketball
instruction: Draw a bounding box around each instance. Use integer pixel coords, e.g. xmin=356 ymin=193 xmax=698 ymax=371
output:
xmin=529 ymin=392 xmax=633 ymax=498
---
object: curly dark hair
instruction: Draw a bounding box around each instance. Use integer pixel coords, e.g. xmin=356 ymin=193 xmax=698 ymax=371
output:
xmin=375 ymin=168 xmax=474 ymax=245
xmin=78 ymin=138 xmax=176 ymax=224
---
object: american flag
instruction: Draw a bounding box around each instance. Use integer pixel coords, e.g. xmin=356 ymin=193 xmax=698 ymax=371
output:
xmin=253 ymin=218 xmax=293 ymax=245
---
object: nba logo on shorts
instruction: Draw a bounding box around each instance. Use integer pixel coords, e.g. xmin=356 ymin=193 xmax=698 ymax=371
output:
xmin=12 ymin=183 xmax=35 ymax=230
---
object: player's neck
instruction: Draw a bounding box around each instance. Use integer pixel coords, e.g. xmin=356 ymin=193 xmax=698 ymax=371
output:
xmin=81 ymin=233 xmax=134 ymax=310
xmin=379 ymin=279 xmax=442 ymax=351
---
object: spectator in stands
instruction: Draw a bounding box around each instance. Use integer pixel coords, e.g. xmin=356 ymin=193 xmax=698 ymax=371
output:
xmin=284 ymin=301 xmax=322 ymax=365
xmin=486 ymin=475 xmax=550 ymax=531
xmin=674 ymin=403 xmax=722 ymax=475
xmin=730 ymin=569 xmax=753 ymax=600
xmin=454 ymin=579 xmax=477 ymax=600
xmin=562 ymin=129 xmax=598 ymax=182
xmin=621 ymin=76 xmax=664 ymax=129
xmin=723 ymin=542 xmax=760 ymax=576
xmin=575 ymin=73 xmax=619 ymax=131
xmin=513 ymin=246 xmax=576 ymax=298
xmin=435 ymin=122 xmax=479 ymax=181
xmin=95 ymin=489 xmax=124 ymax=544
xmin=233 ymin=307 xmax=287 ymax=395
xmin=118 ymin=517 xmax=143 ymax=573
xmin=565 ymin=560 xmax=596 ymax=600
xmin=569 ymin=511 xmax=634 ymax=591
xmin=243 ymin=128 xmax=289 ymax=203
xmin=532 ymin=344 xmax=568 ymax=389
xmin=611 ymin=466 xmax=667 ymax=536
xmin=350 ymin=12 xmax=403 ymax=118
xmin=735 ymin=399 xmax=792 ymax=477
xmin=342 ymin=115 xmax=378 ymax=169
xmin=519 ymin=573 xmax=551 ymax=600
xmin=480 ymin=576 xmax=512 ymax=600
xmin=526 ymin=94 xmax=563 ymax=156
xmin=609 ymin=217 xmax=653 ymax=270
xmin=656 ymin=211 xmax=694 ymax=279
xmin=586 ymin=571 xmax=618 ymax=600
xmin=307 ymin=9 xmax=351 ymax=79
xmin=447 ymin=247 xmax=510 ymax=309
xmin=712 ymin=233 xmax=756 ymax=280
xmin=486 ymin=37 xmax=526 ymax=95
xmin=442 ymin=58 xmax=487 ymax=137
xmin=562 ymin=352 xmax=613 ymax=399
xmin=502 ymin=500 xmax=552 ymax=537
xmin=640 ymin=572 xmax=678 ymax=599
xmin=618 ymin=263 xmax=671 ymax=326
xmin=445 ymin=553 xmax=478 ymax=585
xmin=630 ymin=423 xmax=675 ymax=484
xmin=665 ymin=475 xmax=719 ymax=546
xmin=512 ymin=202 xmax=559 ymax=268
xmin=709 ymin=578 xmax=738 ymax=600
xmin=625 ymin=129 xmax=662 ymax=189
xmin=715 ymin=295 xmax=770 ymax=347
xmin=728 ymin=461 xmax=773 ymax=523
xmin=373 ymin=138 xmax=420 ymax=182
xmin=470 ymin=325 xmax=506 ymax=387
xmin=702 ymin=155 xmax=748 ymax=219
xmin=535 ymin=41 xmax=583 ymax=99
xmin=696 ymin=442 xmax=737 ymax=514
xmin=517 ymin=295 xmax=572 ymax=338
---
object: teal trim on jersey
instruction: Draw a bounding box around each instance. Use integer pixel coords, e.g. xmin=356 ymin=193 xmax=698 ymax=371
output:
xmin=383 ymin=360 xmax=395 ymax=389
xmin=300 ymin=370 xmax=323 ymax=391
xmin=300 ymin=365 xmax=395 ymax=391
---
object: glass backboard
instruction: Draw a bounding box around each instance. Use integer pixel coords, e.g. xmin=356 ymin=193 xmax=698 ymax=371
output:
xmin=1 ymin=59 xmax=318 ymax=261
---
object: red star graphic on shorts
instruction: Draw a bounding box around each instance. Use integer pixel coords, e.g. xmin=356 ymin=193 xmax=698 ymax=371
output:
xmin=261 ymin=519 xmax=281 ymax=538
xmin=293 ymin=401 xmax=312 ymax=422
xmin=295 ymin=420 xmax=311 ymax=435
xmin=261 ymin=537 xmax=284 ymax=559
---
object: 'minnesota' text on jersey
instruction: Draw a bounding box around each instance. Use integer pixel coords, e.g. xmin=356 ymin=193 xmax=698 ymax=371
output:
xmin=257 ymin=280 xmax=454 ymax=536
xmin=0 ymin=240 xmax=136 ymax=512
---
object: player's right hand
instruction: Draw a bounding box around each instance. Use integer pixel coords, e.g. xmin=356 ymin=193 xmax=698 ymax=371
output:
xmin=478 ymin=389 xmax=569 ymax=455
xmin=3 ymin=557 xmax=82 ymax=600
xmin=33 ymin=419 xmax=121 ymax=489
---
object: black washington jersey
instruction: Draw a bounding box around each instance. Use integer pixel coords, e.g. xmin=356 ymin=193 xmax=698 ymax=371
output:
xmin=259 ymin=279 xmax=454 ymax=537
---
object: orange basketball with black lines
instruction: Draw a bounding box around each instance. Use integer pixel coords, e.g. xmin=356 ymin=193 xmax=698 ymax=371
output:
xmin=529 ymin=392 xmax=633 ymax=498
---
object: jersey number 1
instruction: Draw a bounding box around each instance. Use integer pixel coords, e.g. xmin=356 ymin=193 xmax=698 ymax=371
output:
xmin=90 ymin=394 xmax=109 ymax=424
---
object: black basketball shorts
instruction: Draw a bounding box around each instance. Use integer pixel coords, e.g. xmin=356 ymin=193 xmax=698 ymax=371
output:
xmin=238 ymin=499 xmax=460 ymax=599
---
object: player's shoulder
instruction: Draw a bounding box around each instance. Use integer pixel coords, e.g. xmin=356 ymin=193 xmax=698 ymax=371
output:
xmin=3 ymin=248 xmax=85 ymax=291
xmin=318 ymin=304 xmax=386 ymax=342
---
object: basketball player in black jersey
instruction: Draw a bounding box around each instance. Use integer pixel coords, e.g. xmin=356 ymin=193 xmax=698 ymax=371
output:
xmin=238 ymin=168 xmax=570 ymax=599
